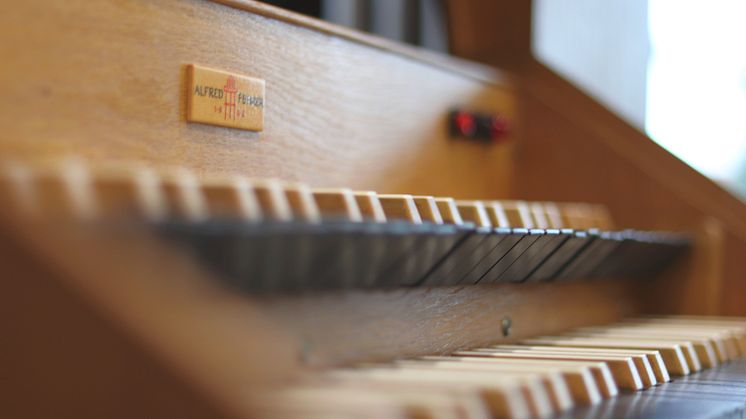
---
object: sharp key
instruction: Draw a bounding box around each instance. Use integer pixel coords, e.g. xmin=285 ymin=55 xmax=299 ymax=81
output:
xmin=478 ymin=230 xmax=545 ymax=284
xmin=420 ymin=198 xmax=484 ymax=286
xmin=529 ymin=202 xmax=550 ymax=229
xmin=377 ymin=194 xmax=422 ymax=224
xmin=475 ymin=201 xmax=557 ymax=284
xmin=348 ymin=191 xmax=392 ymax=288
xmin=554 ymin=230 xmax=622 ymax=280
xmin=410 ymin=196 xmax=465 ymax=286
xmin=498 ymin=201 xmax=574 ymax=283
xmin=457 ymin=200 xmax=491 ymax=228
xmin=284 ymin=183 xmax=321 ymax=223
xmin=434 ymin=197 xmax=464 ymax=225
xmin=312 ymin=188 xmax=363 ymax=222
xmin=412 ymin=196 xmax=444 ymax=225
xmin=452 ymin=200 xmax=518 ymax=285
xmin=252 ymin=179 xmax=294 ymax=222
xmin=93 ymin=165 xmax=167 ymax=221
xmin=165 ymin=176 xmax=270 ymax=291
xmin=452 ymin=352 xmax=608 ymax=404
xmin=442 ymin=200 xmax=513 ymax=285
xmin=501 ymin=200 xmax=535 ymax=229
xmin=543 ymin=202 xmax=564 ymax=229
xmin=377 ymin=194 xmax=441 ymax=286
xmin=159 ymin=168 xmax=208 ymax=222
xmin=499 ymin=227 xmax=569 ymax=283
xmin=306 ymin=188 xmax=368 ymax=289
xmin=270 ymin=184 xmax=324 ymax=290
xmin=354 ymin=191 xmax=387 ymax=223
xmin=482 ymin=201 xmax=513 ymax=229
xmin=231 ymin=179 xmax=302 ymax=291
xmin=23 ymin=160 xmax=97 ymax=220
xmin=200 ymin=175 xmax=263 ymax=222
xmin=527 ymin=230 xmax=594 ymax=282
xmin=523 ymin=336 xmax=690 ymax=376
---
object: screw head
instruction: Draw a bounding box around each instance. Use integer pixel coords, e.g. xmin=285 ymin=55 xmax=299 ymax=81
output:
xmin=501 ymin=316 xmax=512 ymax=337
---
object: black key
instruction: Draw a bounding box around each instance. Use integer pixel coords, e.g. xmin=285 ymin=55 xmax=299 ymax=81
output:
xmin=526 ymin=230 xmax=595 ymax=282
xmin=503 ymin=229 xmax=571 ymax=283
xmin=375 ymin=222 xmax=434 ymax=287
xmin=457 ymin=227 xmax=517 ymax=285
xmin=412 ymin=223 xmax=471 ymax=286
xmin=420 ymin=224 xmax=490 ymax=286
xmin=383 ymin=223 xmax=464 ymax=287
xmin=478 ymin=229 xmax=545 ymax=284
xmin=555 ymin=230 xmax=622 ymax=280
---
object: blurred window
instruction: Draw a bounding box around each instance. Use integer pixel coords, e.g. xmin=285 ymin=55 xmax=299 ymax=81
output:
xmin=646 ymin=0 xmax=746 ymax=198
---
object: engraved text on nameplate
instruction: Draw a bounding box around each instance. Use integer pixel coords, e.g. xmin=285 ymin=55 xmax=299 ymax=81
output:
xmin=186 ymin=64 xmax=265 ymax=131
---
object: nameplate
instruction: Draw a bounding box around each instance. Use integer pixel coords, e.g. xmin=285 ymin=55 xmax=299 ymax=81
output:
xmin=186 ymin=64 xmax=265 ymax=131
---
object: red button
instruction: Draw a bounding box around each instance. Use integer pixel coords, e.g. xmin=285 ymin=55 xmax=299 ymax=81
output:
xmin=489 ymin=115 xmax=510 ymax=140
xmin=454 ymin=111 xmax=476 ymax=136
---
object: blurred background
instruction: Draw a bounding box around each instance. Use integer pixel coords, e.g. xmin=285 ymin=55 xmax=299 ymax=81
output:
xmin=265 ymin=0 xmax=746 ymax=200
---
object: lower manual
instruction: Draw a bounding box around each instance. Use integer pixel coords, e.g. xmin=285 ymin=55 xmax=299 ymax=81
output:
xmin=246 ymin=316 xmax=746 ymax=419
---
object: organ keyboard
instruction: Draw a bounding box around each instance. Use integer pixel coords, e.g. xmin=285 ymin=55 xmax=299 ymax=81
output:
xmin=2 ymin=1 xmax=746 ymax=418
xmin=0 ymin=161 xmax=688 ymax=293
xmin=250 ymin=316 xmax=746 ymax=418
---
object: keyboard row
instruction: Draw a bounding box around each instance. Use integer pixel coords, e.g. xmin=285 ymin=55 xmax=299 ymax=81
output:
xmin=248 ymin=316 xmax=746 ymax=419
xmin=0 ymin=160 xmax=612 ymax=228
xmin=1 ymin=161 xmax=689 ymax=291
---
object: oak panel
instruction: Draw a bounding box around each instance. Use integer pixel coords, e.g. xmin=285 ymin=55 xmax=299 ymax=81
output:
xmin=0 ymin=0 xmax=516 ymax=199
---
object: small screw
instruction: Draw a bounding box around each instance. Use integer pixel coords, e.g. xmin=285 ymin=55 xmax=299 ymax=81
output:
xmin=300 ymin=338 xmax=314 ymax=364
xmin=501 ymin=316 xmax=512 ymax=337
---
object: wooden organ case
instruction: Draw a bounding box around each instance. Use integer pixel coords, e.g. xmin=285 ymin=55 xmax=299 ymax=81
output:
xmin=2 ymin=1 xmax=746 ymax=418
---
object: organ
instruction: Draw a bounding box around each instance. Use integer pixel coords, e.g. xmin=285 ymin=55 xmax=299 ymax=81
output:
xmin=2 ymin=1 xmax=746 ymax=418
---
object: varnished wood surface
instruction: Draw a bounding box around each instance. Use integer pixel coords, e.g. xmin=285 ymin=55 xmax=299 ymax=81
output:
xmin=445 ymin=0 xmax=746 ymax=316
xmin=512 ymin=61 xmax=746 ymax=316
xmin=212 ymin=0 xmax=510 ymax=86
xmin=1 ymin=2 xmax=736 ymax=417
xmin=254 ymin=280 xmax=639 ymax=368
xmin=0 ymin=0 xmax=516 ymax=200
xmin=0 ymin=231 xmax=236 ymax=419
xmin=0 ymin=206 xmax=640 ymax=417
xmin=0 ymin=211 xmax=299 ymax=419
xmin=445 ymin=0 xmax=533 ymax=71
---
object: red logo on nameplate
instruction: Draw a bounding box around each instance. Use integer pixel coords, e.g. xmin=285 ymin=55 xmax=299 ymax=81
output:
xmin=186 ymin=64 xmax=265 ymax=131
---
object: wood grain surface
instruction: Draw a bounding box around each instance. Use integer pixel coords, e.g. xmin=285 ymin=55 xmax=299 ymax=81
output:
xmin=446 ymin=0 xmax=746 ymax=316
xmin=3 ymin=0 xmax=744 ymax=417
xmin=512 ymin=62 xmax=746 ymax=316
xmin=0 ymin=0 xmax=517 ymax=200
